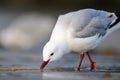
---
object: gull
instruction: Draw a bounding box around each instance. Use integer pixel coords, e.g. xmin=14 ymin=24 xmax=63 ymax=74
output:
xmin=40 ymin=9 xmax=120 ymax=71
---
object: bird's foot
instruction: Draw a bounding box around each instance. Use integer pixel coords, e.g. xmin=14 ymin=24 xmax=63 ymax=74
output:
xmin=90 ymin=62 xmax=96 ymax=71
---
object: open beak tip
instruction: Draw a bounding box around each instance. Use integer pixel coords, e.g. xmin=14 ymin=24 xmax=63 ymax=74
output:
xmin=40 ymin=68 xmax=43 ymax=72
xmin=40 ymin=66 xmax=43 ymax=72
xmin=40 ymin=60 xmax=50 ymax=71
xmin=40 ymin=64 xmax=45 ymax=71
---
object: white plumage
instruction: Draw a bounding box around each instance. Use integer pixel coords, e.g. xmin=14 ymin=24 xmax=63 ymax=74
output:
xmin=40 ymin=9 xmax=120 ymax=71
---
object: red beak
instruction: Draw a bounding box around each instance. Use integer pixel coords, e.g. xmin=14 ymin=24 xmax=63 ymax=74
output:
xmin=40 ymin=60 xmax=50 ymax=71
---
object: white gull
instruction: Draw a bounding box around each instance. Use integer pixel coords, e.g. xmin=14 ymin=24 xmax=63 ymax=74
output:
xmin=40 ymin=8 xmax=120 ymax=71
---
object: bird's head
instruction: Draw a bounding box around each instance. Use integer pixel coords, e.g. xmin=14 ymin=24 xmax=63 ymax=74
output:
xmin=40 ymin=41 xmax=64 ymax=71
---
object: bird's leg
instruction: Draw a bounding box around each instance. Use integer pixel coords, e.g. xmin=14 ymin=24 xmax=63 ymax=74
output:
xmin=86 ymin=52 xmax=96 ymax=71
xmin=77 ymin=52 xmax=85 ymax=71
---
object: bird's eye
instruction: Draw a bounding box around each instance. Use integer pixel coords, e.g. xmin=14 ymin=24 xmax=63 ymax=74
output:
xmin=50 ymin=53 xmax=54 ymax=56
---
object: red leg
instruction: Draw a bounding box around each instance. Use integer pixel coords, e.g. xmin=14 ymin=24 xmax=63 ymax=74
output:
xmin=77 ymin=53 xmax=85 ymax=71
xmin=86 ymin=52 xmax=96 ymax=71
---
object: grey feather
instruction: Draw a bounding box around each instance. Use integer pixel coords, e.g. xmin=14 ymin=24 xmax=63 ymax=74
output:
xmin=66 ymin=9 xmax=114 ymax=38
xmin=75 ymin=17 xmax=107 ymax=38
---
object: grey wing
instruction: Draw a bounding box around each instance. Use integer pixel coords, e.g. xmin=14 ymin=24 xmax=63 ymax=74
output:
xmin=66 ymin=9 xmax=109 ymax=38
xmin=74 ymin=18 xmax=107 ymax=38
xmin=75 ymin=27 xmax=106 ymax=38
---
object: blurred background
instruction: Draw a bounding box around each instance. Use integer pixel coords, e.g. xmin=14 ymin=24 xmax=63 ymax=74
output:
xmin=0 ymin=0 xmax=120 ymax=67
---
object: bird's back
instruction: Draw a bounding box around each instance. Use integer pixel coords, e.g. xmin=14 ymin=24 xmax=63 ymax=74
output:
xmin=50 ymin=9 xmax=117 ymax=52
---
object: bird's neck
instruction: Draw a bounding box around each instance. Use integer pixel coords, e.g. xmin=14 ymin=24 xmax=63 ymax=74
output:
xmin=49 ymin=27 xmax=71 ymax=54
